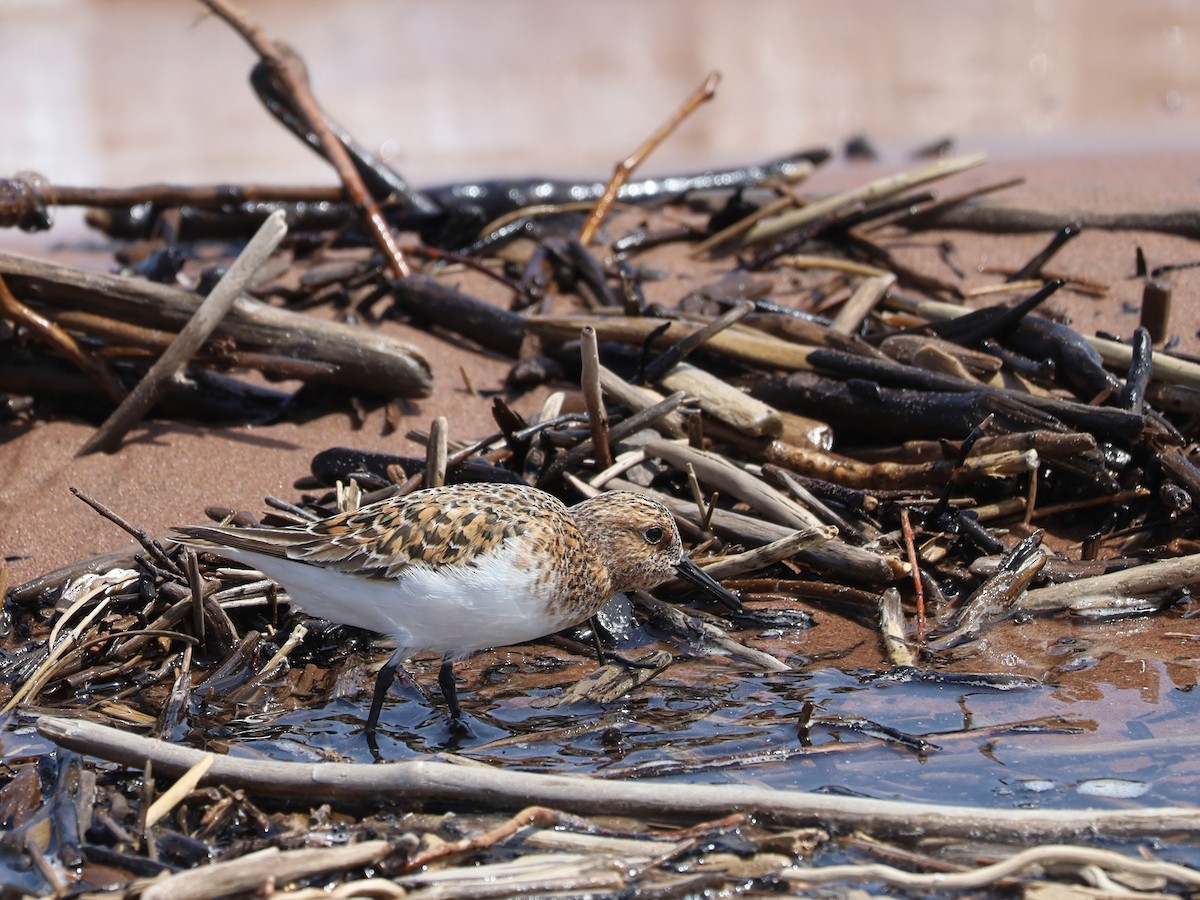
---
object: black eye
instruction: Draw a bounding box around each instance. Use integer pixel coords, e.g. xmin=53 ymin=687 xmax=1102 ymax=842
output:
xmin=643 ymin=526 xmax=665 ymax=545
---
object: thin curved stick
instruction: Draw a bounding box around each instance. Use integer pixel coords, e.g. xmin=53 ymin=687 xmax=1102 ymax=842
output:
xmin=36 ymin=716 xmax=1200 ymax=843
xmin=780 ymin=843 xmax=1200 ymax=890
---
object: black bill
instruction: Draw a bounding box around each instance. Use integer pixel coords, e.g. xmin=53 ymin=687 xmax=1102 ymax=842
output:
xmin=674 ymin=556 xmax=744 ymax=612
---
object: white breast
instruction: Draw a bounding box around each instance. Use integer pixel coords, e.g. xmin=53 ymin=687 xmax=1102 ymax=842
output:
xmin=224 ymin=540 xmax=577 ymax=658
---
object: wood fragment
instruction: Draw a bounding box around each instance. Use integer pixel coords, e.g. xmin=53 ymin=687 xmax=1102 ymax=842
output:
xmin=830 ymin=273 xmax=896 ymax=336
xmin=139 ymin=840 xmax=392 ymax=900
xmin=657 ymin=363 xmax=783 ymax=437
xmin=737 ymin=152 xmax=988 ymax=248
xmin=1019 ymin=552 xmax=1200 ymax=612
xmin=579 ymin=71 xmax=719 ymax=245
xmin=425 ymin=416 xmax=449 ymax=489
xmin=0 ymin=250 xmax=432 ymax=396
xmin=198 ymin=0 xmax=411 ymax=278
xmin=527 ymin=313 xmax=819 ymax=372
xmin=0 ymin=272 xmax=126 ymax=404
xmin=580 ymin=325 xmax=614 ymax=470
xmin=646 ymin=439 xmax=823 ymax=530
xmin=390 ymin=273 xmax=525 ymax=357
xmin=878 ymin=588 xmax=915 ymax=667
xmin=36 ymin=716 xmax=1200 ymax=841
xmin=79 ymin=209 xmax=288 ymax=455
xmin=554 ymin=650 xmax=672 ymax=705
xmin=632 ymin=593 xmax=790 ymax=672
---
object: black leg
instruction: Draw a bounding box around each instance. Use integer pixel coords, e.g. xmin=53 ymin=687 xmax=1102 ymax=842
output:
xmin=437 ymin=658 xmax=462 ymax=720
xmin=367 ymin=656 xmax=399 ymax=736
xmin=589 ymin=617 xmax=606 ymax=667
xmin=588 ymin=616 xmax=659 ymax=670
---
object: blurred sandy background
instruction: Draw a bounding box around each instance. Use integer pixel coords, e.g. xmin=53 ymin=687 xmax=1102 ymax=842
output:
xmin=2 ymin=0 xmax=1197 ymax=197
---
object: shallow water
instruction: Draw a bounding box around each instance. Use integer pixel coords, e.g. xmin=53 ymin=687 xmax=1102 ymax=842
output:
xmin=163 ymin=595 xmax=1200 ymax=811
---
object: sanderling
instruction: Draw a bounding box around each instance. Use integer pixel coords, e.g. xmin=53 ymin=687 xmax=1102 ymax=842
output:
xmin=174 ymin=482 xmax=740 ymax=735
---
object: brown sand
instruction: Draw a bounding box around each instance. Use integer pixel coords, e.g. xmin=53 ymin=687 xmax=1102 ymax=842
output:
xmin=3 ymin=150 xmax=1200 ymax=586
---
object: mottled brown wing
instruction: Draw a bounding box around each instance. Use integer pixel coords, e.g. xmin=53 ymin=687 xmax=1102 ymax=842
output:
xmin=298 ymin=494 xmax=531 ymax=577
xmin=178 ymin=483 xmax=567 ymax=580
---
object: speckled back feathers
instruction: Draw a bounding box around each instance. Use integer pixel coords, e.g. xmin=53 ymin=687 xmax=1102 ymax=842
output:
xmin=173 ymin=483 xmax=690 ymax=648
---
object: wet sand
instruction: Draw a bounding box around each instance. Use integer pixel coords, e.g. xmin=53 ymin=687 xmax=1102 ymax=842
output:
xmin=4 ymin=150 xmax=1200 ymax=585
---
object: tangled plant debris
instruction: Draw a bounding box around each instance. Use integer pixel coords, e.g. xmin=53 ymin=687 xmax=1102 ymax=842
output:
xmin=4 ymin=1 xmax=1200 ymax=897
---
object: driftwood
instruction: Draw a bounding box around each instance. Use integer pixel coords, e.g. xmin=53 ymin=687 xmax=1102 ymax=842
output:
xmin=0 ymin=249 xmax=432 ymax=397
xmin=526 ymin=313 xmax=821 ymax=371
xmin=36 ymin=716 xmax=1200 ymax=842
xmin=79 ymin=210 xmax=289 ymax=454
xmin=657 ymin=363 xmax=783 ymax=437
xmin=898 ymin=199 xmax=1200 ymax=239
xmin=738 ymin=151 xmax=988 ymax=247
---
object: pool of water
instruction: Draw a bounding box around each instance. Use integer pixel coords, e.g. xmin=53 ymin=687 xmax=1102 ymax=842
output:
xmin=126 ymin=594 xmax=1200 ymax=812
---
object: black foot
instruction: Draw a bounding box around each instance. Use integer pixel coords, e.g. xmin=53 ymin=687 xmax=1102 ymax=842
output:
xmin=587 ymin=616 xmax=658 ymax=669
xmin=365 ymin=657 xmax=401 ymax=737
xmin=600 ymin=649 xmax=661 ymax=670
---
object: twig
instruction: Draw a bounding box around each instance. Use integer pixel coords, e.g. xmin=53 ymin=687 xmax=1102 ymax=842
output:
xmin=579 ymin=325 xmax=614 ymax=470
xmin=145 ymin=754 xmax=215 ymax=828
xmin=780 ymin=843 xmax=1200 ymax=890
xmin=528 ymin=312 xmax=820 ymax=371
xmin=726 ymin=152 xmax=988 ymax=250
xmin=2 ymin=597 xmax=112 ymax=714
xmin=641 ymin=299 xmax=756 ymax=383
xmin=888 ymin=293 xmax=1200 ymax=391
xmin=0 ymin=273 xmax=126 ymax=403
xmin=37 ymin=715 xmax=1200 ymax=841
xmin=686 ymin=463 xmax=710 ymax=527
xmin=185 ymin=550 xmax=206 ymax=651
xmin=401 ymin=806 xmax=558 ymax=872
xmin=898 ymin=508 xmax=926 ymax=637
xmin=607 ymin=477 xmax=901 ymax=584
xmin=197 ymin=0 xmax=412 ymax=278
xmin=829 ymin=273 xmax=896 ymax=336
xmin=689 ymin=186 xmax=805 ymax=257
xmin=0 ymin=171 xmax=345 ymax=216
xmin=425 ymin=416 xmax=449 ymax=489
xmin=578 ymin=71 xmax=720 ymax=245
xmin=895 ymin=200 xmax=1200 ymax=239
xmin=537 ymin=391 xmax=688 ymax=488
xmin=69 ymin=487 xmax=184 ymax=578
xmin=78 ymin=206 xmax=287 ymax=455
xmin=695 ymin=526 xmax=836 ymax=581
xmin=140 ymin=841 xmax=393 ymax=900
xmin=597 ymin=365 xmax=687 ymax=437
xmin=252 ymin=622 xmax=309 ymax=684
xmin=776 ymin=255 xmax=892 ymax=278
